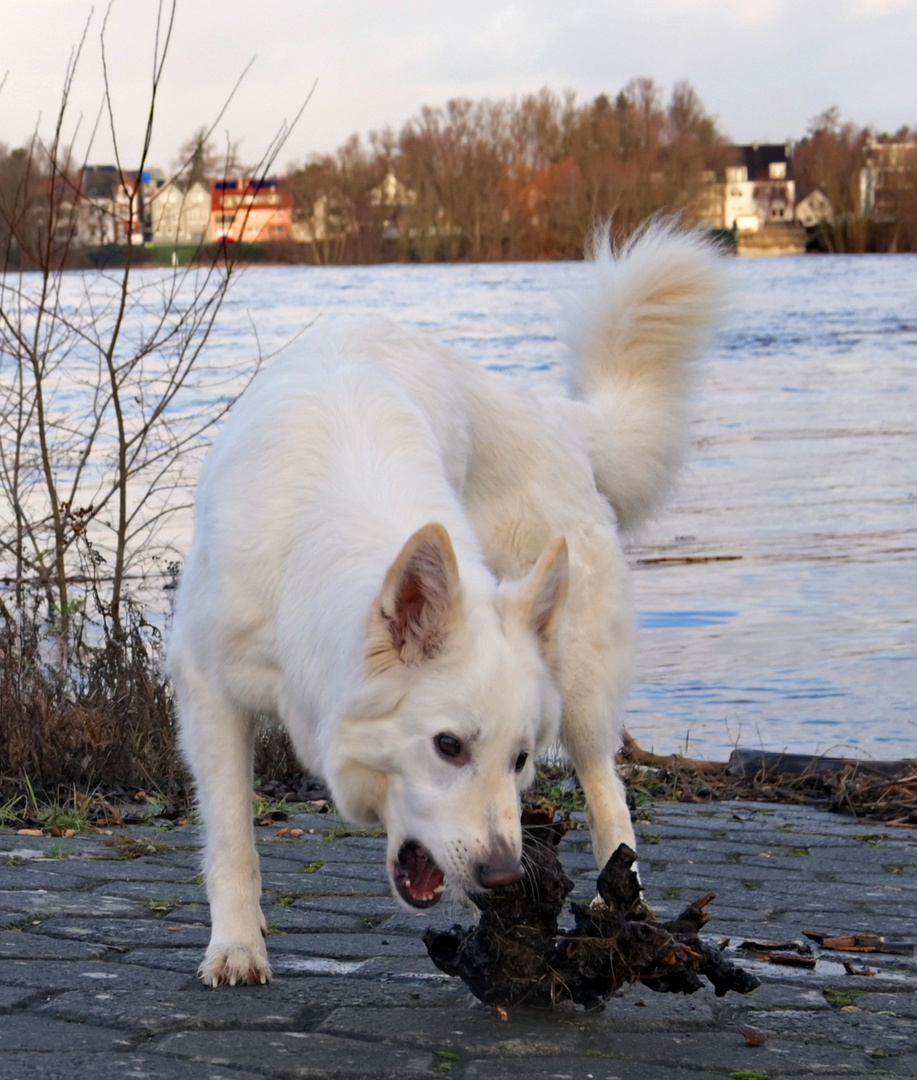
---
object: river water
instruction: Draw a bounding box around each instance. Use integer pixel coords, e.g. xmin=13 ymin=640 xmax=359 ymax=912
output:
xmin=8 ymin=253 xmax=917 ymax=761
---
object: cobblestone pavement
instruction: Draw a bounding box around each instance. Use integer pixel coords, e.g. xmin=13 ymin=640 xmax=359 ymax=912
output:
xmin=1 ymin=800 xmax=915 ymax=1079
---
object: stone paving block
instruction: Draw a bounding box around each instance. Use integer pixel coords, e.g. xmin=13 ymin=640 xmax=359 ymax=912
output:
xmin=128 ymin=943 xmax=431 ymax=982
xmin=268 ymin=931 xmax=427 ymax=960
xmin=769 ymin=1005 xmax=917 ymax=1053
xmin=256 ymin=849 xmax=335 ymax=875
xmin=0 ymin=1050 xmax=240 ymax=1080
xmin=0 ymin=864 xmax=112 ymax=890
xmin=279 ymin=875 xmax=392 ymax=898
xmin=311 ymin=862 xmax=392 ymax=884
xmin=290 ymin=896 xmax=403 ymax=918
xmin=715 ymin=979 xmax=832 ymax=1013
xmin=0 ymin=930 xmax=109 ymax=961
xmin=28 ymin=916 xmax=210 ymax=950
xmin=118 ymin=946 xmax=208 ymax=975
xmin=569 ymin=984 xmax=718 ymax=1031
xmin=0 ymin=957 xmax=191 ymax=992
xmin=0 ymin=1014 xmax=128 ymax=1052
xmin=37 ymin=975 xmax=466 ymax=1035
xmin=274 ymin=837 xmax=386 ymax=861
xmin=5 ymin=856 xmax=202 ymax=885
xmin=265 ymin=908 xmax=369 ymax=933
xmin=339 ymin=958 xmax=472 ymax=987
xmin=0 ymin=912 xmax=20 ymax=931
xmin=39 ymin=982 xmax=303 ymax=1034
xmin=89 ymin=880 xmax=208 ymax=904
xmin=0 ymin=890 xmax=143 ymax=918
xmin=463 ymin=1058 xmax=731 ymax=1080
xmin=572 ymin=1028 xmax=876 ymax=1076
xmin=0 ymin=985 xmax=39 ymax=1011
xmin=271 ymin=956 xmax=373 ymax=978
xmin=318 ymin=1003 xmax=593 ymax=1057
xmin=853 ymin=990 xmax=917 ymax=1019
xmin=374 ymin=908 xmax=457 ymax=935
xmin=0 ymin=836 xmax=114 ymax=858
xmin=151 ymin=1029 xmax=434 ymax=1077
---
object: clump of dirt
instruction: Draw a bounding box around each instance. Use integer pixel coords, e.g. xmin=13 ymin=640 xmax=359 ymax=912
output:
xmin=423 ymin=812 xmax=759 ymax=1010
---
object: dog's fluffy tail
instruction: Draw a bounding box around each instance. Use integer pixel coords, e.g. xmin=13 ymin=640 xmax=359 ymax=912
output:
xmin=559 ymin=220 xmax=722 ymax=533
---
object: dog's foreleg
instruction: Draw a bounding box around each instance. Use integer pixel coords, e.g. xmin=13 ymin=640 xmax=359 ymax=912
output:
xmin=178 ymin=676 xmax=271 ymax=987
xmin=560 ymin=689 xmax=636 ymax=871
xmin=574 ymin=753 xmax=636 ymax=871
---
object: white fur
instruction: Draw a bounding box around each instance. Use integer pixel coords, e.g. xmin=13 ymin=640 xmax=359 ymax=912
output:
xmin=168 ymin=222 xmax=720 ymax=986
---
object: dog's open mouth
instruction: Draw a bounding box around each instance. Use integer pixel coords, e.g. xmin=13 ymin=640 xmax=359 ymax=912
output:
xmin=393 ymin=841 xmax=446 ymax=908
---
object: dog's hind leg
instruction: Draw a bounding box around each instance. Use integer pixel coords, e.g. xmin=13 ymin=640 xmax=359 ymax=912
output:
xmin=177 ymin=672 xmax=271 ymax=987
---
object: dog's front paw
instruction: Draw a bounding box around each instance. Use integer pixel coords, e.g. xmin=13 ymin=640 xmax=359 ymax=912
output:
xmin=199 ymin=942 xmax=272 ymax=987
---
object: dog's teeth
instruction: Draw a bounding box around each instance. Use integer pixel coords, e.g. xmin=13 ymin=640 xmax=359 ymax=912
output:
xmin=433 ymin=884 xmax=445 ymax=894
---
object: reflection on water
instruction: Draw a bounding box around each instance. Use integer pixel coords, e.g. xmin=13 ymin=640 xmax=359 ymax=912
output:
xmin=12 ymin=253 xmax=915 ymax=760
xmin=626 ymin=255 xmax=917 ymax=761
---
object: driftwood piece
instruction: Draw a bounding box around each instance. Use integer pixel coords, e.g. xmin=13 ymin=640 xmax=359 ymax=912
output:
xmin=423 ymin=816 xmax=760 ymax=1010
xmin=804 ymin=931 xmax=915 ymax=956
xmin=617 ymin=731 xmax=727 ymax=774
xmin=727 ymin=748 xmax=917 ymax=782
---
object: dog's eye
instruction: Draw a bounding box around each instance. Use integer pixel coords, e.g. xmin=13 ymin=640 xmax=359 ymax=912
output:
xmin=514 ymin=751 xmax=529 ymax=773
xmin=435 ymin=733 xmax=464 ymax=761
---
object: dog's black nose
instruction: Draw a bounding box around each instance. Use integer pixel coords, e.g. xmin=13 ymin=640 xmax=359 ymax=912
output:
xmin=476 ymin=858 xmax=524 ymax=889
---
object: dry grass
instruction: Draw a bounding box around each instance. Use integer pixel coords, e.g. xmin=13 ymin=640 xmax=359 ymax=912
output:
xmin=3 ymin=603 xmax=913 ymax=833
xmin=615 ymin=734 xmax=917 ymax=826
xmin=0 ymin=598 xmax=184 ymax=809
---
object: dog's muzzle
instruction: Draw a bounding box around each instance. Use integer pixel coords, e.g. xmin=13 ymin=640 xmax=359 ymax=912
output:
xmin=393 ymin=841 xmax=446 ymax=908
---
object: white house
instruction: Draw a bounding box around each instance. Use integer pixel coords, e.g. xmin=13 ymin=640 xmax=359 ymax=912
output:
xmin=148 ymin=180 xmax=211 ymax=246
xmin=795 ymin=188 xmax=834 ymax=229
xmin=697 ymin=145 xmax=796 ymax=233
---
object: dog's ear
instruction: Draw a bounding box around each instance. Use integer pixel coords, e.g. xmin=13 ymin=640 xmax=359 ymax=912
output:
xmin=369 ymin=523 xmax=460 ymax=671
xmin=515 ymin=537 xmax=569 ymax=667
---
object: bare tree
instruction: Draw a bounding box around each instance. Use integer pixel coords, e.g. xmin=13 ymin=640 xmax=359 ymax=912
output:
xmin=0 ymin=1 xmax=307 ymax=645
xmin=794 ymin=108 xmax=870 ymax=252
xmin=173 ymin=126 xmax=241 ymax=188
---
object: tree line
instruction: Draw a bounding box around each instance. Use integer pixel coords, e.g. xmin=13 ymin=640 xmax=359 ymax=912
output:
xmin=2 ymin=81 xmax=916 ymax=266
xmin=287 ymin=80 xmax=730 ymax=262
xmin=286 ymin=88 xmax=917 ymax=260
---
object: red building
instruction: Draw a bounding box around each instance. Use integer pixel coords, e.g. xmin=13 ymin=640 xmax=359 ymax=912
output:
xmin=210 ymin=178 xmax=293 ymax=243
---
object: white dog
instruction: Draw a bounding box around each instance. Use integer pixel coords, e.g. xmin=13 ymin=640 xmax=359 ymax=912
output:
xmin=168 ymin=223 xmax=720 ymax=987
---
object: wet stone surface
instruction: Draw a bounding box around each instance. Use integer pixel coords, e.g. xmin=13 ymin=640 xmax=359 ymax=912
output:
xmin=0 ymin=801 xmax=914 ymax=1079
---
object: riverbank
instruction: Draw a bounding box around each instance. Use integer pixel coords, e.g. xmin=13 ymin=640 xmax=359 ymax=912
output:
xmin=4 ymin=734 xmax=916 ymax=841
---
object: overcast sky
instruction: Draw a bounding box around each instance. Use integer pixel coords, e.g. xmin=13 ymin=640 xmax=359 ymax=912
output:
xmin=2 ymin=0 xmax=916 ymax=173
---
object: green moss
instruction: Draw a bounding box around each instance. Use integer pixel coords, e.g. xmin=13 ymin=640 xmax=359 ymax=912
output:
xmin=824 ymin=987 xmax=858 ymax=1009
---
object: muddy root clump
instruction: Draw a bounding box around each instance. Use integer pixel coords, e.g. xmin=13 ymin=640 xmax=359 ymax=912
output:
xmin=423 ymin=814 xmax=760 ymax=1010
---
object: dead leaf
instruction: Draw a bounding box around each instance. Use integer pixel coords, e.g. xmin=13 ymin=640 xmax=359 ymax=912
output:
xmin=739 ymin=1023 xmax=767 ymax=1046
xmin=843 ymin=962 xmax=877 ymax=976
